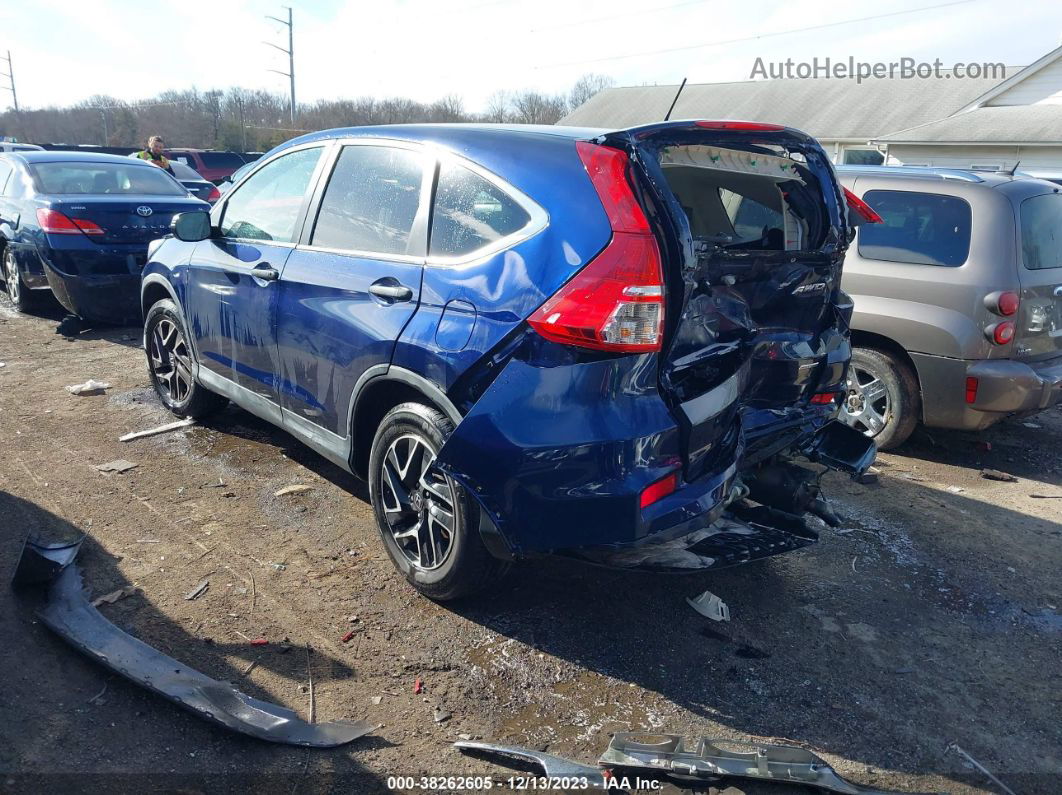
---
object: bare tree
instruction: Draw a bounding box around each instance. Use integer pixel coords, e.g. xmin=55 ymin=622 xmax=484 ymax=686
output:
xmin=568 ymin=73 xmax=615 ymax=110
xmin=511 ymin=90 xmax=568 ymax=125
xmin=483 ymin=90 xmax=512 ymax=123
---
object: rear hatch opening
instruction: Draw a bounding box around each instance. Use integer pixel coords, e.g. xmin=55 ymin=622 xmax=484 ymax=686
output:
xmin=609 ymin=122 xmax=850 ymax=482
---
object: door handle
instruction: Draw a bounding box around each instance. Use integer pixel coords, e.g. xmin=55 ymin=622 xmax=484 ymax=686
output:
xmin=252 ymin=264 xmax=280 ymax=282
xmin=369 ymin=283 xmax=413 ymax=302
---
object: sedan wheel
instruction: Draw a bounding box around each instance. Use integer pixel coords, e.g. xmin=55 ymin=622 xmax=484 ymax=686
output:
xmin=379 ymin=433 xmax=456 ymax=571
xmin=148 ymin=317 xmax=194 ymax=404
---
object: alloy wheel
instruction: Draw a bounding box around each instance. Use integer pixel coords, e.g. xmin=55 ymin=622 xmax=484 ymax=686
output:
xmin=148 ymin=318 xmax=194 ymax=404
xmin=840 ymin=365 xmax=891 ymax=437
xmin=379 ymin=433 xmax=457 ymax=571
xmin=5 ymin=251 xmax=20 ymax=304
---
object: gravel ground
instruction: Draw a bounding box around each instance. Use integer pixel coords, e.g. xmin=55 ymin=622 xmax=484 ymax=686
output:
xmin=0 ymin=297 xmax=1059 ymax=795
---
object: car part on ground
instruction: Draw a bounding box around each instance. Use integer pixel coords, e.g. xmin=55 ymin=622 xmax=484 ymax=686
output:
xmin=599 ymin=733 xmax=898 ymax=794
xmin=456 ymin=734 xmax=899 ymax=794
xmin=455 ymin=741 xmax=612 ymax=790
xmin=12 ymin=535 xmax=373 ymax=747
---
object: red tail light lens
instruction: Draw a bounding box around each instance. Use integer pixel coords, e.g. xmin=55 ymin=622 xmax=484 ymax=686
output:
xmin=207 ymin=185 xmax=222 ymax=202
xmin=986 ymin=321 xmax=1015 ymax=345
xmin=36 ymin=208 xmax=103 ymax=235
xmin=810 ymin=392 xmax=838 ymax=405
xmin=843 ymin=188 xmax=883 ymax=224
xmin=640 ymin=471 xmax=679 ymax=510
xmin=965 ymin=376 xmax=979 ymax=404
xmin=694 ymin=120 xmax=785 ymax=132
xmin=996 ymin=291 xmax=1019 ymax=316
xmin=528 ymin=143 xmax=664 ymax=352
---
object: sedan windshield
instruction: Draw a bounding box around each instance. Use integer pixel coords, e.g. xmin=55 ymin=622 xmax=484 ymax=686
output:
xmin=29 ymin=162 xmax=187 ymax=196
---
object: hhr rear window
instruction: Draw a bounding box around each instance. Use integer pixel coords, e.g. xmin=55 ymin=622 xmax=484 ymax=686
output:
xmin=857 ymin=189 xmax=971 ymax=266
xmin=1020 ymin=192 xmax=1062 ymax=270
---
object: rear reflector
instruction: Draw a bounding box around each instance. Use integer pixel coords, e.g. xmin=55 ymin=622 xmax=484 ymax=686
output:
xmin=528 ymin=142 xmax=664 ymax=352
xmin=640 ymin=471 xmax=679 ymax=510
xmin=965 ymin=376 xmax=978 ymax=404
xmin=843 ymin=188 xmax=883 ymax=224
xmin=695 ymin=120 xmax=785 ymax=132
xmin=36 ymin=208 xmax=103 ymax=236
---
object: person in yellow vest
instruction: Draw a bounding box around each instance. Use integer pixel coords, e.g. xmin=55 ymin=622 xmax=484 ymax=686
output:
xmin=135 ymin=135 xmax=173 ymax=174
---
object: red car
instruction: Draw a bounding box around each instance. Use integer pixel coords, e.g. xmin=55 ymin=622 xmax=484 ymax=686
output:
xmin=164 ymin=149 xmax=247 ymax=185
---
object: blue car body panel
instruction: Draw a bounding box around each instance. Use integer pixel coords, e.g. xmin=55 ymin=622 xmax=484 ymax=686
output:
xmin=143 ymin=122 xmax=872 ymax=565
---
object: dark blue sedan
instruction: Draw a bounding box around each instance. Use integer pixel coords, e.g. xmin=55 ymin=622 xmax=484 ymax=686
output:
xmin=143 ymin=122 xmax=875 ymax=600
xmin=0 ymin=151 xmax=208 ymax=323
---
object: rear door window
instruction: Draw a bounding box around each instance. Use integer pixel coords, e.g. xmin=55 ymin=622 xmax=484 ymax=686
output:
xmin=429 ymin=162 xmax=530 ymax=258
xmin=200 ymin=152 xmax=246 ymax=170
xmin=220 ymin=147 xmax=322 ymax=243
xmin=857 ymin=189 xmax=971 ymax=266
xmin=1020 ymin=192 xmax=1062 ymax=270
xmin=310 ymin=145 xmax=424 ymax=256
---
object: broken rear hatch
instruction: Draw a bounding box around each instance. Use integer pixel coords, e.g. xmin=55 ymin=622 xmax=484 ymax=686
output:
xmin=435 ymin=121 xmax=869 ymax=565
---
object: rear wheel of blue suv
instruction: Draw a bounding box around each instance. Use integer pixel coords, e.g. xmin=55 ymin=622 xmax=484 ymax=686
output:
xmin=144 ymin=122 xmax=875 ymax=601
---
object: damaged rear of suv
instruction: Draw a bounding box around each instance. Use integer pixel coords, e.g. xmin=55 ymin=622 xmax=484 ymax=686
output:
xmin=431 ymin=120 xmax=875 ymax=588
xmin=147 ymin=120 xmax=874 ymax=601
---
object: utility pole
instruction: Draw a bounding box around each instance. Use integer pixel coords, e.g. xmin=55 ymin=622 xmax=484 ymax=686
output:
xmin=236 ymin=95 xmax=248 ymax=151
xmin=264 ymin=7 xmax=295 ymax=124
xmin=1 ymin=50 xmax=18 ymax=113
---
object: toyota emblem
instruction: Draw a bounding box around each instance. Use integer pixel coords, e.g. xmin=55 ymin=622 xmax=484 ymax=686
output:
xmin=136 ymin=206 xmax=153 ymax=217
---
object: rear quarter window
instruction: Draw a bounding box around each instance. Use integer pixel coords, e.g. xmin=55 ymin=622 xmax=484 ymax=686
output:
xmin=1020 ymin=192 xmax=1062 ymax=270
xmin=429 ymin=163 xmax=530 ymax=258
xmin=857 ymin=189 xmax=971 ymax=266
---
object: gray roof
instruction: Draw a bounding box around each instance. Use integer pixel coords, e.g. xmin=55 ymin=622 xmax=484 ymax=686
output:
xmin=873 ymin=104 xmax=1062 ymax=144
xmin=559 ymin=72 xmax=1015 ymax=140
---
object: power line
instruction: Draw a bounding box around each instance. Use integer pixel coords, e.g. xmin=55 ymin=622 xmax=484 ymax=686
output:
xmin=531 ymin=0 xmax=710 ymax=33
xmin=265 ymin=6 xmax=296 ymax=124
xmin=1 ymin=50 xmax=18 ymax=112
xmin=537 ymin=0 xmax=980 ymax=70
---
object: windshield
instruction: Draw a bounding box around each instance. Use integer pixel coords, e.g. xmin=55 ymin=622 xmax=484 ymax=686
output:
xmin=29 ymin=162 xmax=186 ymax=196
xmin=1020 ymin=192 xmax=1062 ymax=270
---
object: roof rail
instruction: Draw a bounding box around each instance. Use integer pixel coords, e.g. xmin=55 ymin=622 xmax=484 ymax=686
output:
xmin=834 ymin=165 xmax=985 ymax=183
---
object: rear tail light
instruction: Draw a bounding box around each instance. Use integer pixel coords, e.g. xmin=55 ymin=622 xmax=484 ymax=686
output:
xmin=965 ymin=376 xmax=978 ymax=404
xmin=528 ymin=142 xmax=664 ymax=352
xmin=36 ymin=208 xmax=104 ymax=236
xmin=985 ymin=321 xmax=1015 ymax=345
xmin=694 ymin=120 xmax=785 ymax=132
xmin=985 ymin=290 xmax=1020 ymax=316
xmin=640 ymin=471 xmax=679 ymax=510
xmin=810 ymin=392 xmax=839 ymax=405
xmin=843 ymin=188 xmax=883 ymax=224
xmin=207 ymin=185 xmax=221 ymax=202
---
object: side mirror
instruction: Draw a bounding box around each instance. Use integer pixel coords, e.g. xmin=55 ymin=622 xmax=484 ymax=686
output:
xmin=172 ymin=211 xmax=212 ymax=242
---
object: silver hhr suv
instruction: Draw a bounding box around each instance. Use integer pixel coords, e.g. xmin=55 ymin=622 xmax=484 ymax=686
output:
xmin=836 ymin=166 xmax=1062 ymax=449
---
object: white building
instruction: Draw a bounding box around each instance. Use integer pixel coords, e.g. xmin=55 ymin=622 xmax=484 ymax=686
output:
xmin=559 ymin=46 xmax=1062 ymax=176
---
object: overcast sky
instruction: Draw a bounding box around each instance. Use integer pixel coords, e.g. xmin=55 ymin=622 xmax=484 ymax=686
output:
xmin=2 ymin=0 xmax=1060 ymax=113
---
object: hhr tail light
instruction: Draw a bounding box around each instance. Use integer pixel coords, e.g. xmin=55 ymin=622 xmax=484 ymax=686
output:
xmin=528 ymin=142 xmax=664 ymax=353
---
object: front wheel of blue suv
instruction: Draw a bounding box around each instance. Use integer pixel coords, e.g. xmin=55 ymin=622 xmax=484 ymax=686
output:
xmin=368 ymin=402 xmax=511 ymax=601
xmin=145 ymin=299 xmax=228 ymax=419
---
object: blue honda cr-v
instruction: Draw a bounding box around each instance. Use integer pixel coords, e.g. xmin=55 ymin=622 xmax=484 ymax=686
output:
xmin=142 ymin=121 xmax=876 ymax=600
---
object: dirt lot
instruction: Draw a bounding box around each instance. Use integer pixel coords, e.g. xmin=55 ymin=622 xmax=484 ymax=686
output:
xmin=1 ymin=296 xmax=1059 ymax=795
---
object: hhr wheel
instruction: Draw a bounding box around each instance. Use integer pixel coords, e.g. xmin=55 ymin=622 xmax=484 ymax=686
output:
xmin=840 ymin=347 xmax=919 ymax=450
xmin=144 ymin=299 xmax=227 ymax=418
xmin=369 ymin=402 xmax=510 ymax=601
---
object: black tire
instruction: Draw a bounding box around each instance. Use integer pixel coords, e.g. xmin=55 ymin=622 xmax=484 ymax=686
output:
xmin=368 ymin=402 xmax=511 ymax=601
xmin=840 ymin=347 xmax=920 ymax=451
xmin=3 ymin=246 xmax=41 ymax=313
xmin=144 ymin=298 xmax=227 ymax=418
